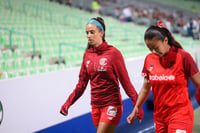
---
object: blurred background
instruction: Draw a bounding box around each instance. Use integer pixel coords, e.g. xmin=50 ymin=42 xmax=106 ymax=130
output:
xmin=0 ymin=0 xmax=199 ymax=132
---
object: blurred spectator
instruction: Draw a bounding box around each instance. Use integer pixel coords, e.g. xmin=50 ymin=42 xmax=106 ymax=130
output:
xmin=49 ymin=0 xmax=62 ymax=4
xmin=163 ymin=19 xmax=172 ymax=32
xmin=91 ymin=0 xmax=101 ymax=14
xmin=186 ymin=18 xmax=199 ymax=39
xmin=64 ymin=0 xmax=200 ymax=40
xmin=192 ymin=17 xmax=200 ymax=39
xmin=132 ymin=8 xmax=139 ymax=22
xmin=114 ymin=7 xmax=121 ymax=19
xmin=134 ymin=8 xmax=152 ymax=26
xmin=174 ymin=18 xmax=187 ymax=36
xmin=191 ymin=5 xmax=196 ymax=13
xmin=121 ymin=5 xmax=133 ymax=22
xmin=66 ymin=0 xmax=72 ymax=6
xmin=198 ymin=16 xmax=200 ymax=39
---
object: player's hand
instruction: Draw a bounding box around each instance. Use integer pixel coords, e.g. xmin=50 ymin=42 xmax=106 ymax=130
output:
xmin=60 ymin=103 xmax=69 ymax=116
xmin=127 ymin=107 xmax=138 ymax=124
xmin=136 ymin=107 xmax=144 ymax=120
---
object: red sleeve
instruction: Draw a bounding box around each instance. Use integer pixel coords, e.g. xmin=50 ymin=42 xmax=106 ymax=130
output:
xmin=181 ymin=50 xmax=199 ymax=78
xmin=142 ymin=56 xmax=149 ymax=80
xmin=64 ymin=54 xmax=89 ymax=108
xmin=180 ymin=50 xmax=200 ymax=105
xmin=112 ymin=49 xmax=138 ymax=105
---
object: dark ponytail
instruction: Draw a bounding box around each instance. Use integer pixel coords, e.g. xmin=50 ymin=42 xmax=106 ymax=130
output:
xmin=144 ymin=24 xmax=183 ymax=49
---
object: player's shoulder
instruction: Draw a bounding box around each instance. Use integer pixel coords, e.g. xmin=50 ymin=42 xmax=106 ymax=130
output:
xmin=107 ymin=44 xmax=121 ymax=54
xmin=143 ymin=53 xmax=158 ymax=67
xmin=177 ymin=48 xmax=192 ymax=59
xmin=146 ymin=53 xmax=155 ymax=57
xmin=145 ymin=53 xmax=157 ymax=60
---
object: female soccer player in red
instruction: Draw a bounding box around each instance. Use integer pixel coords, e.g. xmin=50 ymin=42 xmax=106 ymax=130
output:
xmin=60 ymin=17 xmax=143 ymax=133
xmin=127 ymin=21 xmax=200 ymax=133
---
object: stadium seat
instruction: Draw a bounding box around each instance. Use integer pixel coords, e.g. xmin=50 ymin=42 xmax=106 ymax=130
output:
xmin=0 ymin=0 xmax=198 ymax=80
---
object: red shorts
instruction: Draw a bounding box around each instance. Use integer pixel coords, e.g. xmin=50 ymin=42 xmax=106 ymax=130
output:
xmin=155 ymin=120 xmax=193 ymax=133
xmin=91 ymin=105 xmax=123 ymax=126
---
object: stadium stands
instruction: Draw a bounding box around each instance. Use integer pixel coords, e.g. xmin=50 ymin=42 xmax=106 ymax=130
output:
xmin=151 ymin=0 xmax=200 ymax=14
xmin=0 ymin=0 xmax=199 ymax=80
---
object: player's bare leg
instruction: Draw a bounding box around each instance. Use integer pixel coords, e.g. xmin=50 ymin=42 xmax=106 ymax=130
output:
xmin=96 ymin=122 xmax=116 ymax=133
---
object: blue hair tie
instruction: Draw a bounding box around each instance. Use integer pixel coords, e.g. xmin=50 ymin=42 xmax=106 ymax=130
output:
xmin=87 ymin=19 xmax=104 ymax=31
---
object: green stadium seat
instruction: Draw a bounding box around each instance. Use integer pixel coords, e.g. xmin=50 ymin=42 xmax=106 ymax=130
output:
xmin=0 ymin=0 xmax=198 ymax=80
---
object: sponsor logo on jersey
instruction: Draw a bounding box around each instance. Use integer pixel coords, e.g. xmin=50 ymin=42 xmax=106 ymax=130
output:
xmin=150 ymin=74 xmax=175 ymax=81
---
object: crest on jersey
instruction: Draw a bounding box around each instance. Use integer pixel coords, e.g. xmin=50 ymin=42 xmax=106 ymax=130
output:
xmin=99 ymin=58 xmax=107 ymax=66
xmin=149 ymin=64 xmax=154 ymax=71
xmin=98 ymin=58 xmax=107 ymax=71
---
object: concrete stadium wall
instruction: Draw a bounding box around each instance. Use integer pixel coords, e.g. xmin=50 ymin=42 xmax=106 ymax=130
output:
xmin=0 ymin=57 xmax=145 ymax=133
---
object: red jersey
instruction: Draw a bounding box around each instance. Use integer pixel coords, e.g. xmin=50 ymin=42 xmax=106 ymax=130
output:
xmin=65 ymin=41 xmax=138 ymax=108
xmin=142 ymin=46 xmax=199 ymax=122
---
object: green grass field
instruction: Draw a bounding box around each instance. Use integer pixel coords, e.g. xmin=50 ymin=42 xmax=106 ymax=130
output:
xmin=193 ymin=107 xmax=200 ymax=133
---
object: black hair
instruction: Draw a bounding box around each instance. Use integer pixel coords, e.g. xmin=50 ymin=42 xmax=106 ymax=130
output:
xmin=144 ymin=25 xmax=183 ymax=49
xmin=86 ymin=17 xmax=106 ymax=49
